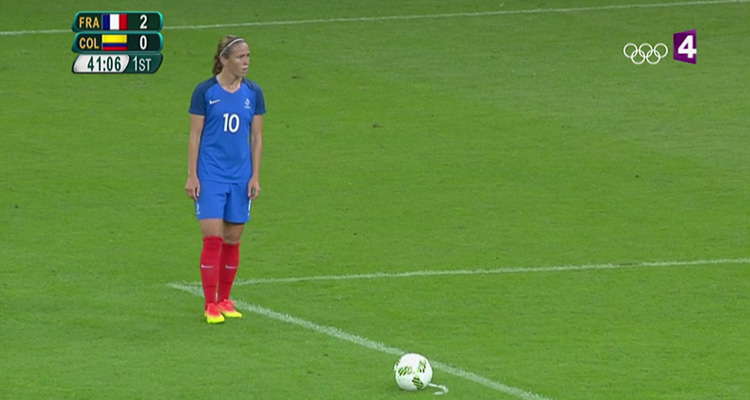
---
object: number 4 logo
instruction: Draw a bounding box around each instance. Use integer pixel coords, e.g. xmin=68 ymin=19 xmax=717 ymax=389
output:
xmin=673 ymin=29 xmax=697 ymax=64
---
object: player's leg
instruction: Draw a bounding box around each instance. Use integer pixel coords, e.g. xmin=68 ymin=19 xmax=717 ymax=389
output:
xmin=217 ymin=183 xmax=251 ymax=318
xmin=200 ymin=219 xmax=224 ymax=323
xmin=196 ymin=181 xmax=229 ymax=324
xmin=217 ymin=222 xmax=244 ymax=317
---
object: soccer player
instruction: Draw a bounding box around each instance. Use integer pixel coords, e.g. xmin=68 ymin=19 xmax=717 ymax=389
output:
xmin=185 ymin=35 xmax=266 ymax=324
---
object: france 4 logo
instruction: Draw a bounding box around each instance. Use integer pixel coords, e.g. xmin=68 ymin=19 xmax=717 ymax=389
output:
xmin=623 ymin=29 xmax=697 ymax=65
xmin=673 ymin=30 xmax=697 ymax=64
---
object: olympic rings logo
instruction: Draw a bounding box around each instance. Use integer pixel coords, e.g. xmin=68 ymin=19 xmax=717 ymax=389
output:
xmin=623 ymin=43 xmax=669 ymax=65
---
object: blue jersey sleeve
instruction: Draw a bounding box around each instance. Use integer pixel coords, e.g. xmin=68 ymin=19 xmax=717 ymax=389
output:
xmin=254 ymin=85 xmax=266 ymax=115
xmin=189 ymin=78 xmax=215 ymax=115
xmin=245 ymin=79 xmax=266 ymax=115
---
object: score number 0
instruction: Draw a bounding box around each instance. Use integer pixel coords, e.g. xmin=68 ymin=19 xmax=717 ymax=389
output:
xmin=137 ymin=34 xmax=148 ymax=50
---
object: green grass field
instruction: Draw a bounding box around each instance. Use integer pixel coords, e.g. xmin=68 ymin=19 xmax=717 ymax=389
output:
xmin=1 ymin=1 xmax=749 ymax=399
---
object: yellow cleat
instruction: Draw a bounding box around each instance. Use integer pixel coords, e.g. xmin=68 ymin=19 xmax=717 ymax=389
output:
xmin=205 ymin=303 xmax=225 ymax=324
xmin=217 ymin=299 xmax=243 ymax=318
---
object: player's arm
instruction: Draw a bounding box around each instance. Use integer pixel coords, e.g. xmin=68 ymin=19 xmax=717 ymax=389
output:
xmin=248 ymin=114 xmax=263 ymax=200
xmin=185 ymin=114 xmax=204 ymax=200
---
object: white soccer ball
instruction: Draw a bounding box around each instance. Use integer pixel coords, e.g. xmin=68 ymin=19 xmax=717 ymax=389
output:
xmin=394 ymin=353 xmax=432 ymax=391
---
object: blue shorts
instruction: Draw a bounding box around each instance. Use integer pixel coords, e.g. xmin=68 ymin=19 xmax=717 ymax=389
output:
xmin=195 ymin=180 xmax=251 ymax=223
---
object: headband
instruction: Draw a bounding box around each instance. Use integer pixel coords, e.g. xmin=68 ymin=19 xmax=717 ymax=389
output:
xmin=219 ymin=38 xmax=245 ymax=57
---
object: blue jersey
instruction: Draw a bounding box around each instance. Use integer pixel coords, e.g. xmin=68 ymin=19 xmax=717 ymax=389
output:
xmin=189 ymin=77 xmax=266 ymax=183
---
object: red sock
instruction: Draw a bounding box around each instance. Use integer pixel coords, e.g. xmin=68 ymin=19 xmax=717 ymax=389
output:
xmin=218 ymin=242 xmax=240 ymax=302
xmin=200 ymin=236 xmax=223 ymax=307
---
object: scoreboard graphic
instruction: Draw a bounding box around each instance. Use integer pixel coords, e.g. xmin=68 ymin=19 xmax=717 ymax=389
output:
xmin=71 ymin=11 xmax=163 ymax=74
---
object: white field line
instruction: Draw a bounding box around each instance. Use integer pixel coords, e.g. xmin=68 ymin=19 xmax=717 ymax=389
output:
xmin=1 ymin=0 xmax=747 ymax=36
xmin=168 ymin=282 xmax=554 ymax=400
xmin=218 ymin=257 xmax=750 ymax=287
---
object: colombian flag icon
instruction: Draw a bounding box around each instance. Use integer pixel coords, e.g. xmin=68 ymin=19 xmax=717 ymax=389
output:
xmin=102 ymin=35 xmax=127 ymax=51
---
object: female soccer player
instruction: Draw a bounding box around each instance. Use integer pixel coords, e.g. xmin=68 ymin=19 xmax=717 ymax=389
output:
xmin=185 ymin=35 xmax=266 ymax=324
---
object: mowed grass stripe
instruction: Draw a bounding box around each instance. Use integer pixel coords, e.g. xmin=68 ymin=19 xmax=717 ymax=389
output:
xmin=1 ymin=0 xmax=747 ymax=36
xmin=168 ymin=282 xmax=556 ymax=400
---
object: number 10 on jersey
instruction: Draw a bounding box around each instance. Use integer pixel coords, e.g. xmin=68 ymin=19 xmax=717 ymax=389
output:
xmin=223 ymin=113 xmax=240 ymax=133
xmin=673 ymin=30 xmax=697 ymax=64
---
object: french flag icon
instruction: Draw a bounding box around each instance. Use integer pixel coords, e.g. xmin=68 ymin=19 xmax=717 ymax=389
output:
xmin=102 ymin=14 xmax=128 ymax=31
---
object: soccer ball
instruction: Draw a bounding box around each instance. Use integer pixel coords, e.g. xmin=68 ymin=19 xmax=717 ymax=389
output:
xmin=394 ymin=353 xmax=432 ymax=391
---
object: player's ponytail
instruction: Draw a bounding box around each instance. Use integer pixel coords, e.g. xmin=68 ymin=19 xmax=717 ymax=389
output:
xmin=213 ymin=35 xmax=245 ymax=75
